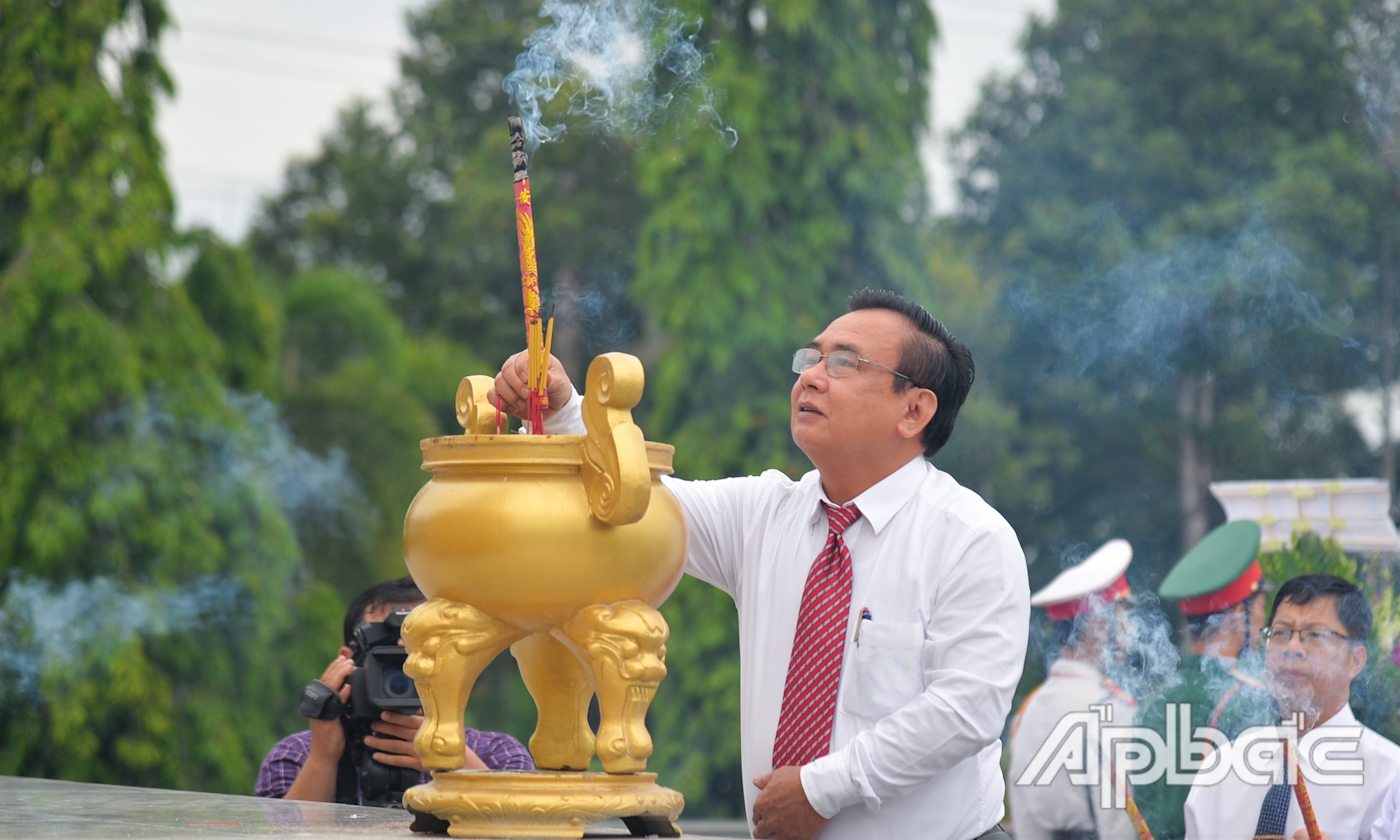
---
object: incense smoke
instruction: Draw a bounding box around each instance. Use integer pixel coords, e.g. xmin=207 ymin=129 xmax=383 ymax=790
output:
xmin=0 ymin=574 xmax=245 ymax=700
xmin=1032 ymin=546 xmax=1179 ymax=700
xmin=503 ymin=0 xmax=736 ymax=150
xmin=546 ymin=278 xmax=639 ymax=351
xmin=0 ymin=391 xmax=368 ymax=701
xmin=1353 ymin=6 xmax=1400 ymax=178
xmin=1004 ymin=216 xmax=1355 ymax=388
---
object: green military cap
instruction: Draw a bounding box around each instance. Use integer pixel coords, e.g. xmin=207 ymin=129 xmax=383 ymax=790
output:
xmin=1158 ymin=520 xmax=1263 ymax=616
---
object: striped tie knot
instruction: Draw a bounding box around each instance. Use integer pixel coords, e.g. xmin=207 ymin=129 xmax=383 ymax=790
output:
xmin=822 ymin=502 xmax=862 ymax=535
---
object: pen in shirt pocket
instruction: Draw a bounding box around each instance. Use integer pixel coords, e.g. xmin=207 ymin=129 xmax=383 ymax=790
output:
xmin=854 ymin=607 xmax=873 ymax=643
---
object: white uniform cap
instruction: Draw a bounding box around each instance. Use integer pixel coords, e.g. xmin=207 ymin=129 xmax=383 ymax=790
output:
xmin=1030 ymin=539 xmax=1133 ymax=621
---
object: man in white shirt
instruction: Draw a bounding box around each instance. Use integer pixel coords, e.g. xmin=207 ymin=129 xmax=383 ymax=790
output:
xmin=1184 ymin=574 xmax=1400 ymax=840
xmin=1009 ymin=539 xmax=1140 ymax=840
xmin=493 ymin=289 xmax=1030 ymax=840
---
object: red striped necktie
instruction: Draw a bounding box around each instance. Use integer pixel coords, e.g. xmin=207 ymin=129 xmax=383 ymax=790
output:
xmin=772 ymin=501 xmax=862 ymax=768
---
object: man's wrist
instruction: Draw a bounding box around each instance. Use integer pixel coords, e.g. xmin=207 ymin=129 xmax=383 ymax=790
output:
xmin=305 ymin=744 xmax=343 ymax=768
xmin=307 ymin=728 xmax=345 ymax=763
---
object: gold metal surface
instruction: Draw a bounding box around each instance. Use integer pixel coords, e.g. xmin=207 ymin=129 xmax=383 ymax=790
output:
xmin=580 ymin=353 xmax=651 ymax=526
xmin=401 ymin=353 xmax=687 ymax=837
xmin=402 ymin=771 xmax=683 ymax=839
xmin=557 ymin=602 xmax=668 ymax=775
xmin=455 ymin=375 xmax=501 ymax=434
xmin=402 ymin=600 xmax=527 ymax=771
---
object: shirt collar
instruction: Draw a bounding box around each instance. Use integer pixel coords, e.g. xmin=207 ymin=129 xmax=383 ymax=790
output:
xmin=810 ymin=455 xmax=929 ymax=535
xmin=1317 ymin=702 xmax=1358 ymax=729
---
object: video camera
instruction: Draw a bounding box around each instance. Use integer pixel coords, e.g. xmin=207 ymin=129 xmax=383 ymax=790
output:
xmin=298 ymin=606 xmax=422 ymax=806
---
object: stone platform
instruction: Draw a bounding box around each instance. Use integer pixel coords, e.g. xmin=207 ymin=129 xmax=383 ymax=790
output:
xmin=0 ymin=776 xmax=749 ymax=839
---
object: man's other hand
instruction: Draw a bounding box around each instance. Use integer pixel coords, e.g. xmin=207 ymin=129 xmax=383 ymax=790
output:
xmin=1291 ymin=830 xmax=1333 ymax=840
xmin=752 ymin=766 xmax=828 ymax=840
xmin=365 ymin=711 xmax=428 ymax=771
xmin=362 ymin=710 xmax=486 ymax=771
xmin=489 ymin=350 xmax=573 ymax=421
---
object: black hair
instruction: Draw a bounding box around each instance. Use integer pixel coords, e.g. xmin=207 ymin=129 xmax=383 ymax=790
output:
xmin=848 ymin=288 xmax=975 ymax=456
xmin=1267 ymin=574 xmax=1371 ymax=643
xmin=342 ymin=576 xmax=424 ymax=646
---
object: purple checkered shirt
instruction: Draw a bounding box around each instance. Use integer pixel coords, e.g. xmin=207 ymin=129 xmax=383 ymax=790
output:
xmin=255 ymin=727 xmax=534 ymax=802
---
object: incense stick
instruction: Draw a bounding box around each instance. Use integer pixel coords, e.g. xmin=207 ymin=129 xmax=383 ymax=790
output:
xmin=542 ymin=316 xmax=555 ymax=410
xmin=508 ymin=117 xmax=547 ymax=433
xmin=1125 ymin=794 xmax=1155 ymax=840
xmin=1287 ymin=741 xmax=1322 ymax=840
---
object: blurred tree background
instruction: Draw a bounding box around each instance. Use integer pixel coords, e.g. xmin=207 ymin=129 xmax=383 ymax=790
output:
xmin=5 ymin=0 xmax=1400 ymax=819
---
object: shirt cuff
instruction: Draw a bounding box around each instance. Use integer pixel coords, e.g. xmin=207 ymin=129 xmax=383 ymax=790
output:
xmin=541 ymin=387 xmax=586 ymax=435
xmin=800 ymin=752 xmax=862 ymax=819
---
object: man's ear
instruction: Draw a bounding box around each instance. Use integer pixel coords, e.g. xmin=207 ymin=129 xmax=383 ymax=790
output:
xmin=1348 ymin=642 xmax=1369 ymax=681
xmin=897 ymin=389 xmax=939 ymax=442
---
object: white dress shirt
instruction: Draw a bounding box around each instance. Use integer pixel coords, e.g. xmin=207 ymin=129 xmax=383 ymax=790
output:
xmin=1185 ymin=704 xmax=1400 ymax=840
xmin=1371 ymin=767 xmax=1400 ymax=840
xmin=547 ymin=390 xmax=1031 ymax=840
xmin=1008 ymin=658 xmax=1138 ymax=840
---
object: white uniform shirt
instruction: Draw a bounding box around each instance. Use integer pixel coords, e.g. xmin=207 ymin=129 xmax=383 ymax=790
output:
xmin=548 ymin=391 xmax=1031 ymax=840
xmin=1185 ymin=704 xmax=1400 ymax=840
xmin=1008 ymin=658 xmax=1138 ymax=840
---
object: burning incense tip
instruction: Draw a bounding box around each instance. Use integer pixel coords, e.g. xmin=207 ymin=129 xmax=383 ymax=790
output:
xmin=508 ymin=117 xmax=529 ymax=182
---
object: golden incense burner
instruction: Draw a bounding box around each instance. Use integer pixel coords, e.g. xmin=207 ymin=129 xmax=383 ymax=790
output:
xmin=399 ymin=353 xmax=688 ymax=838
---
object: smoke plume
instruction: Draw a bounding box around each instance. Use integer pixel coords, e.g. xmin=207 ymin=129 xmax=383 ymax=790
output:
xmin=503 ymin=0 xmax=735 ymax=150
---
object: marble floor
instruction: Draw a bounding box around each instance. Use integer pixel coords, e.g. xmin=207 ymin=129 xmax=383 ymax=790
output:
xmin=0 ymin=776 xmax=750 ymax=839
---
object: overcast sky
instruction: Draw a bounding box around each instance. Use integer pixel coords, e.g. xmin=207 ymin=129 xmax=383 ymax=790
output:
xmin=155 ymin=0 xmax=1056 ymax=242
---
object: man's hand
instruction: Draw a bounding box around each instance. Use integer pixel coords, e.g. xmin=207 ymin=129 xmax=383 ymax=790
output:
xmin=365 ymin=711 xmax=488 ymax=772
xmin=285 ymin=654 xmax=354 ymax=802
xmin=364 ymin=711 xmax=428 ymax=772
xmin=307 ymin=655 xmax=354 ymax=762
xmin=489 ymin=350 xmax=574 ymax=421
xmin=1290 ymin=830 xmax=1332 ymax=840
xmin=752 ymin=766 xmax=827 ymax=840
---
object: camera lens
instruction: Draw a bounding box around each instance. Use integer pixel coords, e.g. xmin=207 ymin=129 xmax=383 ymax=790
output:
xmin=383 ymin=669 xmax=415 ymax=698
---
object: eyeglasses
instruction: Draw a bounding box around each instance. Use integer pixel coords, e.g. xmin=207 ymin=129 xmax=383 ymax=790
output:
xmin=1260 ymin=627 xmax=1351 ymax=650
xmin=792 ymin=348 xmax=914 ymax=384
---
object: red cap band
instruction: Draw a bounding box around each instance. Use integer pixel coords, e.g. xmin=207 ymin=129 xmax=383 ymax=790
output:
xmin=1176 ymin=561 xmax=1263 ymax=616
xmin=1044 ymin=573 xmax=1132 ymax=622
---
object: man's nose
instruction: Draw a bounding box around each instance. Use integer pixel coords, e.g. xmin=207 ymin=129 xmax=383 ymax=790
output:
xmin=797 ymin=360 xmax=828 ymax=389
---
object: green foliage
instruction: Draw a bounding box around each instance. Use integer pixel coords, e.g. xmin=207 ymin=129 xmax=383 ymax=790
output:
xmin=248 ymin=0 xmax=644 ymax=379
xmin=0 ymin=0 xmax=343 ymax=793
xmin=634 ymin=0 xmax=937 ymax=480
xmin=181 ymin=229 xmax=281 ymax=397
xmin=954 ymin=0 xmax=1386 ymax=583
xmin=1257 ymin=532 xmax=1359 ymax=591
xmin=275 ymin=267 xmax=484 ymax=600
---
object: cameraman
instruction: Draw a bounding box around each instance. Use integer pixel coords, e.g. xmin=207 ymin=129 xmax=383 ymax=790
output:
xmin=256 ymin=578 xmax=534 ymax=803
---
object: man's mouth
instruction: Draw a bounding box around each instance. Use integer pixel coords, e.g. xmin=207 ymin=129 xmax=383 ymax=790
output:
xmin=797 ymin=402 xmax=823 ymax=416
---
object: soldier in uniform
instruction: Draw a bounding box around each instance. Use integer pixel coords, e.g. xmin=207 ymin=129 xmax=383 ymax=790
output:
xmin=1009 ymin=539 xmax=1140 ymax=840
xmin=1132 ymin=520 xmax=1273 ymax=840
